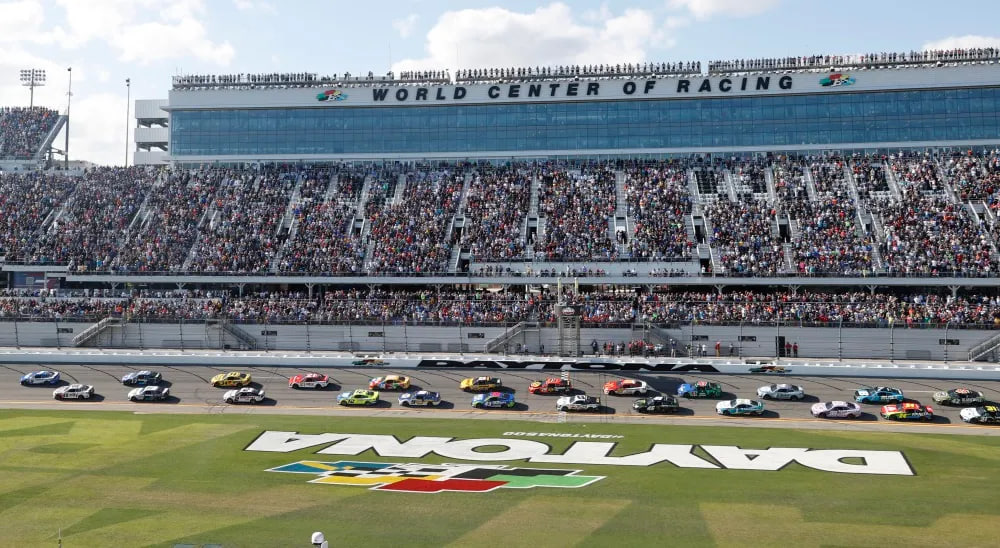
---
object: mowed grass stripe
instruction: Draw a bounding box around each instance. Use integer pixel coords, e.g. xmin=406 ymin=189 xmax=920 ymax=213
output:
xmin=701 ymin=503 xmax=1000 ymax=547
xmin=447 ymin=496 xmax=630 ymax=548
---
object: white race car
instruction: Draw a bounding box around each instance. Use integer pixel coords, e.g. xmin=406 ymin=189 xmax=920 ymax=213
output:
xmin=810 ymin=400 xmax=862 ymax=419
xmin=556 ymin=394 xmax=602 ymax=412
xmin=756 ymin=383 xmax=805 ymax=400
xmin=53 ymin=384 xmax=94 ymax=400
xmin=224 ymin=387 xmax=265 ymax=404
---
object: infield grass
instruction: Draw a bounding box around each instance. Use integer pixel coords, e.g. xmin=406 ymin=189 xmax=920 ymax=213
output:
xmin=0 ymin=410 xmax=999 ymax=547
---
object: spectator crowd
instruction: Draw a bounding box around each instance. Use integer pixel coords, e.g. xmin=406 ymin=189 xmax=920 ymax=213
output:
xmin=0 ymin=107 xmax=58 ymax=159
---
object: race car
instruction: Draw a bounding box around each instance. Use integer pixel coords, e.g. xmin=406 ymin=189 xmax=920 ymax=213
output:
xmin=53 ymin=384 xmax=95 ymax=400
xmin=20 ymin=370 xmax=60 ymax=386
xmin=288 ymin=373 xmax=330 ymax=389
xmin=880 ymin=402 xmax=934 ymax=421
xmin=811 ymin=401 xmax=862 ymax=419
xmin=556 ymin=394 xmax=601 ymax=412
xmin=210 ymin=371 xmax=252 ymax=387
xmin=128 ymin=385 xmax=170 ymax=402
xmin=756 ymin=383 xmax=805 ymax=400
xmin=121 ymin=370 xmax=162 ymax=386
xmin=932 ymin=388 xmax=985 ymax=406
xmin=460 ymin=376 xmax=502 ymax=392
xmin=398 ymin=390 xmax=441 ymax=407
xmin=677 ymin=380 xmax=722 ymax=398
xmin=749 ymin=365 xmax=791 ymax=374
xmin=528 ymin=377 xmax=571 ymax=394
xmin=337 ymin=389 xmax=379 ymax=406
xmin=716 ymin=398 xmax=765 ymax=416
xmin=471 ymin=391 xmax=516 ymax=409
xmin=224 ymin=387 xmax=266 ymax=404
xmin=854 ymin=386 xmax=904 ymax=404
xmin=369 ymin=375 xmax=410 ymax=390
xmin=603 ymin=379 xmax=648 ymax=395
xmin=633 ymin=395 xmax=680 ymax=413
xmin=960 ymin=405 xmax=1000 ymax=424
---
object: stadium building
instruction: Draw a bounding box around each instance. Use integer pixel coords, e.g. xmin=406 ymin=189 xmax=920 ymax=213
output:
xmin=166 ymin=59 xmax=1000 ymax=162
xmin=4 ymin=50 xmax=1000 ymax=361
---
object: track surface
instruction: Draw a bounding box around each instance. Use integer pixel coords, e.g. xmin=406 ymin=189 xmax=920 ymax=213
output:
xmin=4 ymin=363 xmax=1000 ymax=435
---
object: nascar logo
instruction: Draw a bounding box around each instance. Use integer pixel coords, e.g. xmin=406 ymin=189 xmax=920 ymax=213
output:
xmin=820 ymin=73 xmax=855 ymax=87
xmin=268 ymin=460 xmax=603 ymax=493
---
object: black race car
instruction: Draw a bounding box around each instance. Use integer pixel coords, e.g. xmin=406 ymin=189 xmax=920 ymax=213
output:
xmin=633 ymin=395 xmax=680 ymax=413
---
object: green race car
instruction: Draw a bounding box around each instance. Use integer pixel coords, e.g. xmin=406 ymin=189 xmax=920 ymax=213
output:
xmin=677 ymin=381 xmax=722 ymax=398
xmin=337 ymin=389 xmax=380 ymax=406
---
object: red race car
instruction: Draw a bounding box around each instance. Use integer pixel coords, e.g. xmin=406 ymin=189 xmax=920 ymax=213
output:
xmin=288 ymin=373 xmax=330 ymax=389
xmin=528 ymin=377 xmax=572 ymax=394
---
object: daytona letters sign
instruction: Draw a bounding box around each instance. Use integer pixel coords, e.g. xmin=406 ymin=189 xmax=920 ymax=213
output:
xmin=246 ymin=431 xmax=915 ymax=476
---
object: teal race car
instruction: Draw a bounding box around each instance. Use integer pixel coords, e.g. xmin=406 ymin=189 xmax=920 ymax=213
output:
xmin=337 ymin=389 xmax=380 ymax=406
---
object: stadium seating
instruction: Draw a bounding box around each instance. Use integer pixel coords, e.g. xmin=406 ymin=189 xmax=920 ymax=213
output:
xmin=0 ymin=153 xmax=998 ymax=277
xmin=3 ymin=287 xmax=998 ymax=329
xmin=0 ymin=107 xmax=58 ymax=159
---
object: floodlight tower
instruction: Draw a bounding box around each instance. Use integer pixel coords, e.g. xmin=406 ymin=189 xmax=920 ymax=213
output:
xmin=19 ymin=69 xmax=46 ymax=108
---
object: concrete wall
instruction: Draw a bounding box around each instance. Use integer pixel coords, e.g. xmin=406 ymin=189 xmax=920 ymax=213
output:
xmin=0 ymin=320 xmax=995 ymax=362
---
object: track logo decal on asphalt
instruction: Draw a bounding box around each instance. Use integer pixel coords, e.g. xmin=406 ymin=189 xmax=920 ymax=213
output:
xmin=267 ymin=461 xmax=604 ymax=493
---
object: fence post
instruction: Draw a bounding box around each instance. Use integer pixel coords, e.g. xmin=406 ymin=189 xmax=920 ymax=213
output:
xmin=348 ymin=322 xmax=355 ymax=354
xmin=54 ymin=318 xmax=62 ymax=350
xmin=889 ymin=322 xmax=894 ymax=361
xmin=838 ymin=319 xmax=843 ymax=360
xmin=382 ymin=321 xmax=386 ymax=354
xmin=305 ymin=322 xmax=311 ymax=353
xmin=13 ymin=317 xmax=19 ymax=348
xmin=179 ymin=318 xmax=185 ymax=351
xmin=403 ymin=319 xmax=408 ymax=353
xmin=944 ymin=321 xmax=950 ymax=363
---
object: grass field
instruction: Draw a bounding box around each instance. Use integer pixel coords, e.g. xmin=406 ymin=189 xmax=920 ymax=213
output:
xmin=2 ymin=410 xmax=1000 ymax=547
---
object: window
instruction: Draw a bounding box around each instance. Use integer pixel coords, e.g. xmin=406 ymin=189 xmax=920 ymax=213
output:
xmin=467 ymin=332 xmax=485 ymax=339
xmin=938 ymin=339 xmax=960 ymax=345
xmin=57 ymin=328 xmax=74 ymax=334
xmin=368 ymin=331 xmax=384 ymax=337
xmin=261 ymin=330 xmax=278 ymax=336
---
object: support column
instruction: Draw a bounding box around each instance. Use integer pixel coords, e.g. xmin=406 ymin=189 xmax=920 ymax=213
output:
xmin=714 ymin=284 xmax=725 ymax=296
xmin=948 ymin=285 xmax=960 ymax=299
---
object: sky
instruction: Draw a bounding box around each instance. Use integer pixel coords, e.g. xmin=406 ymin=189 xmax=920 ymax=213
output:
xmin=1 ymin=0 xmax=999 ymax=166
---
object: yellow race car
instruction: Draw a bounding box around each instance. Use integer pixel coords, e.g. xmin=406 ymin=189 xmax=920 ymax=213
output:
xmin=460 ymin=376 xmax=502 ymax=392
xmin=211 ymin=371 xmax=252 ymax=387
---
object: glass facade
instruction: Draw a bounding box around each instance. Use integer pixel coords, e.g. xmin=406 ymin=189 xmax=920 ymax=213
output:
xmin=171 ymin=87 xmax=1000 ymax=157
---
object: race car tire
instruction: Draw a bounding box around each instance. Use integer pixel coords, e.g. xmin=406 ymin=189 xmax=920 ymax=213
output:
xmin=130 ymin=396 xmax=138 ymax=402
xmin=401 ymin=400 xmax=410 ymax=407
xmin=212 ymin=382 xmax=219 ymax=387
xmin=316 ymin=384 xmax=325 ymax=389
xmin=558 ymin=406 xmax=568 ymax=412
xmin=225 ymin=399 xmax=234 ymax=404
xmin=339 ymin=400 xmax=347 ymax=406
xmin=761 ymin=394 xmax=770 ymax=400
xmin=291 ymin=383 xmax=299 ymax=389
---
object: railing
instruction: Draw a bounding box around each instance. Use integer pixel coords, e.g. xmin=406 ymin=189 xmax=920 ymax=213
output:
xmin=71 ymin=316 xmax=120 ymax=347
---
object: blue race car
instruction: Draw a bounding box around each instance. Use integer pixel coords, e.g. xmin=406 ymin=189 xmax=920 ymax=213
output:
xmin=20 ymin=370 xmax=60 ymax=386
xmin=121 ymin=370 xmax=162 ymax=386
xmin=854 ymin=386 xmax=904 ymax=404
xmin=471 ymin=391 xmax=516 ymax=409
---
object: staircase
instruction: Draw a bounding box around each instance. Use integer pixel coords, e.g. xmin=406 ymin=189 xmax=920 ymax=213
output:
xmin=35 ymin=115 xmax=68 ymax=163
xmin=206 ymin=319 xmax=258 ymax=350
xmin=72 ymin=317 xmax=122 ymax=347
xmin=968 ymin=332 xmax=1000 ymax=362
xmin=802 ymin=164 xmax=819 ymax=201
xmin=764 ymin=167 xmax=777 ymax=203
xmin=486 ymin=321 xmax=527 ymax=353
xmin=391 ymin=173 xmax=407 ymax=205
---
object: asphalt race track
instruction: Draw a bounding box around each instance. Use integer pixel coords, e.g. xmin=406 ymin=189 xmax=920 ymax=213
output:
xmin=3 ymin=362 xmax=1000 ymax=435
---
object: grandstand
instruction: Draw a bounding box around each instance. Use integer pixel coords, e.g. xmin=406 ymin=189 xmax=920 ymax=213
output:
xmin=0 ymin=107 xmax=67 ymax=171
xmin=3 ymin=48 xmax=1000 ymax=360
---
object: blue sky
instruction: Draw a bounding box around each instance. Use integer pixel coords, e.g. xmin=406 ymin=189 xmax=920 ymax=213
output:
xmin=1 ymin=0 xmax=998 ymax=165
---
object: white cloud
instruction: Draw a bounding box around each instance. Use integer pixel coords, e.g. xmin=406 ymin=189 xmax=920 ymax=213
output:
xmin=232 ymin=0 xmax=275 ymax=13
xmin=923 ymin=35 xmax=1000 ymax=51
xmin=51 ymin=0 xmax=234 ymax=66
xmin=69 ymin=91 xmax=132 ymax=166
xmin=392 ymin=13 xmax=418 ymax=38
xmin=668 ymin=0 xmax=779 ymax=19
xmin=392 ymin=3 xmax=664 ymax=72
xmin=0 ymin=0 xmax=50 ymax=44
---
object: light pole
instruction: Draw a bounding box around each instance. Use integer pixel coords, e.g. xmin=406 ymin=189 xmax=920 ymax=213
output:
xmin=65 ymin=67 xmax=72 ymax=170
xmin=19 ymin=68 xmax=46 ymax=108
xmin=125 ymin=78 xmax=131 ymax=167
